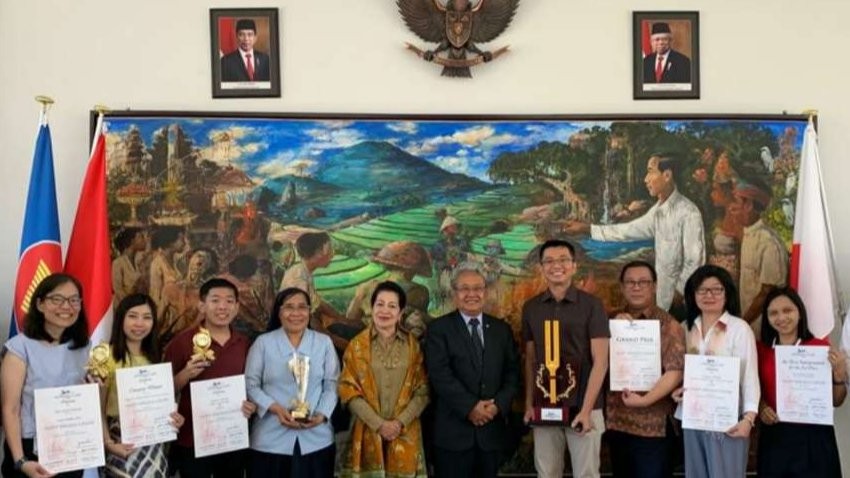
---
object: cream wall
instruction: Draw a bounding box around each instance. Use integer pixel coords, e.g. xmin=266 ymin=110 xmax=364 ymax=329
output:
xmin=2 ymin=0 xmax=850 ymax=469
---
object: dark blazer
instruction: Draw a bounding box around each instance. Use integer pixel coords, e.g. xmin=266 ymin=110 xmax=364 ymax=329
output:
xmin=220 ymin=49 xmax=271 ymax=82
xmin=642 ymin=49 xmax=691 ymax=83
xmin=425 ymin=310 xmax=520 ymax=452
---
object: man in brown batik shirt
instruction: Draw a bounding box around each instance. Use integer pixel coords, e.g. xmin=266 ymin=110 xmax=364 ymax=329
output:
xmin=605 ymin=260 xmax=685 ymax=478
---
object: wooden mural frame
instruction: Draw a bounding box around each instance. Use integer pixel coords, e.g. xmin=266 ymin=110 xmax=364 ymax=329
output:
xmin=95 ymin=110 xmax=808 ymax=475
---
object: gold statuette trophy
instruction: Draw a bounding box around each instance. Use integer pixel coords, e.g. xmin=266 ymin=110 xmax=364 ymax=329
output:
xmin=191 ymin=327 xmax=216 ymax=362
xmin=288 ymin=352 xmax=311 ymax=421
xmin=530 ymin=319 xmax=578 ymax=425
xmin=86 ymin=342 xmax=112 ymax=381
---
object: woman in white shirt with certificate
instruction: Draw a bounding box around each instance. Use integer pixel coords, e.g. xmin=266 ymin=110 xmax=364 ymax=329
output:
xmin=672 ymin=265 xmax=758 ymax=478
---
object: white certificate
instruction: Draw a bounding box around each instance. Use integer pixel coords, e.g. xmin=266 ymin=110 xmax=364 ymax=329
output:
xmin=682 ymin=354 xmax=740 ymax=432
xmin=775 ymin=345 xmax=833 ymax=425
xmin=34 ymin=383 xmax=105 ymax=474
xmin=609 ymin=319 xmax=661 ymax=392
xmin=116 ymin=362 xmax=177 ymax=447
xmin=190 ymin=375 xmax=250 ymax=458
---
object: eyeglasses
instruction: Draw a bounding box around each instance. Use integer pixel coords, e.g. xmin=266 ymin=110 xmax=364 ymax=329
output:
xmin=622 ymin=279 xmax=654 ymax=289
xmin=455 ymin=286 xmax=485 ymax=294
xmin=541 ymin=258 xmax=573 ymax=267
xmin=695 ymin=286 xmax=725 ymax=297
xmin=44 ymin=294 xmax=82 ymax=308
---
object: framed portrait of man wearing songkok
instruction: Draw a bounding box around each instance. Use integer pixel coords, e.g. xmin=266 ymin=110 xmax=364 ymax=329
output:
xmin=633 ymin=11 xmax=700 ymax=100
xmin=210 ymin=8 xmax=281 ymax=98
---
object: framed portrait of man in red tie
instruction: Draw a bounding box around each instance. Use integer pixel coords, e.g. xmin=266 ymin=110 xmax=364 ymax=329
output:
xmin=633 ymin=11 xmax=699 ymax=100
xmin=210 ymin=8 xmax=281 ymax=98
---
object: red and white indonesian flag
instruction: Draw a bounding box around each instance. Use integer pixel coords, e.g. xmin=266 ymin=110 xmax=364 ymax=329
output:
xmin=790 ymin=118 xmax=840 ymax=339
xmin=64 ymin=113 xmax=113 ymax=344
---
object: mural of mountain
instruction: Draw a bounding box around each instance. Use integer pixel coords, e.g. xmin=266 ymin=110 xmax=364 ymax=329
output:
xmin=314 ymin=141 xmax=486 ymax=193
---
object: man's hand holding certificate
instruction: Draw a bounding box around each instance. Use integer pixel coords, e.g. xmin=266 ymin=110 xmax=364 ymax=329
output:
xmin=775 ymin=345 xmax=833 ymax=425
xmin=609 ymin=319 xmax=661 ymax=392
xmin=190 ymin=374 xmax=250 ymax=458
xmin=682 ymin=354 xmax=740 ymax=432
xmin=34 ymin=383 xmax=105 ymax=474
xmin=116 ymin=362 xmax=178 ymax=447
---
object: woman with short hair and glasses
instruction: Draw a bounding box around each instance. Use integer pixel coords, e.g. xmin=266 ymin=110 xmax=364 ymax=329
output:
xmin=1 ymin=273 xmax=91 ymax=478
xmin=245 ymin=287 xmax=339 ymax=478
xmin=671 ymin=265 xmax=758 ymax=478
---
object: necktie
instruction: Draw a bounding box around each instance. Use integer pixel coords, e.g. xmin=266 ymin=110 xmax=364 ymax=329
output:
xmin=654 ymin=56 xmax=664 ymax=82
xmin=469 ymin=318 xmax=484 ymax=364
xmin=246 ymin=53 xmax=255 ymax=81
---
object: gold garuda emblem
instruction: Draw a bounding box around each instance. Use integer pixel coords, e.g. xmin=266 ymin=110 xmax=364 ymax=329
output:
xmin=398 ymin=0 xmax=520 ymax=77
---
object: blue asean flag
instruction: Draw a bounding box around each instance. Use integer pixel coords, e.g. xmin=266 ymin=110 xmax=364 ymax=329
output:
xmin=10 ymin=116 xmax=63 ymax=337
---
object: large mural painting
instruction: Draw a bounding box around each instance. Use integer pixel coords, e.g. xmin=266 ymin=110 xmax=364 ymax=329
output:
xmin=104 ymin=112 xmax=806 ymax=472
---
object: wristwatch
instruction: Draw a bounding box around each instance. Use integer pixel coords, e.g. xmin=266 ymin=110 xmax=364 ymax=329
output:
xmin=14 ymin=457 xmax=28 ymax=470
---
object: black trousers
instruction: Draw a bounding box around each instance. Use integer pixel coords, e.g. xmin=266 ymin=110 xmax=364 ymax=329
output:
xmin=758 ymin=422 xmax=841 ymax=478
xmin=606 ymin=429 xmax=674 ymax=478
xmin=433 ymin=446 xmax=501 ymax=478
xmin=170 ymin=445 xmax=247 ymax=478
xmin=2 ymin=438 xmax=83 ymax=478
xmin=248 ymin=441 xmax=335 ymax=478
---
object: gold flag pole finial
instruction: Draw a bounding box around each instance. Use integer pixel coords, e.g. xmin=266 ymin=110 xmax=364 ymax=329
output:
xmin=35 ymin=95 xmax=54 ymax=115
xmin=93 ymin=104 xmax=110 ymax=115
xmin=802 ymin=109 xmax=818 ymax=121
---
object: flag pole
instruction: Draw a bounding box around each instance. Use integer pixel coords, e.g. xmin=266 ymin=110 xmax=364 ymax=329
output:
xmin=90 ymin=105 xmax=109 ymax=157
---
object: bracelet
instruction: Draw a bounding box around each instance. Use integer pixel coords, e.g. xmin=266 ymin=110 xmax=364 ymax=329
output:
xmin=742 ymin=414 xmax=756 ymax=427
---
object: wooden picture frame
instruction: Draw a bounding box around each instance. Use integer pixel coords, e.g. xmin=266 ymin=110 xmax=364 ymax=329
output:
xmin=210 ymin=8 xmax=281 ymax=98
xmin=633 ymin=11 xmax=700 ymax=100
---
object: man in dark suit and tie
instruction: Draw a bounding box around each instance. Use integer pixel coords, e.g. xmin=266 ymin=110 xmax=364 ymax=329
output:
xmin=425 ymin=262 xmax=520 ymax=478
xmin=642 ymin=22 xmax=691 ymax=84
xmin=220 ymin=19 xmax=271 ymax=82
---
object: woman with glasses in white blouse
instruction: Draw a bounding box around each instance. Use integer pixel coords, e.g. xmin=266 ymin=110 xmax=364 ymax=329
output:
xmin=672 ymin=265 xmax=758 ymax=478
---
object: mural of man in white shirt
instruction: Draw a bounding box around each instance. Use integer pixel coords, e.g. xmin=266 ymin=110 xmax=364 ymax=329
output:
xmin=566 ymin=154 xmax=705 ymax=311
